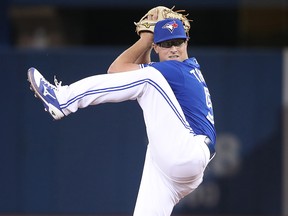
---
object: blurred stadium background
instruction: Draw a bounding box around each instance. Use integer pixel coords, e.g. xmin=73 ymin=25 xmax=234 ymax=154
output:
xmin=0 ymin=0 xmax=287 ymax=215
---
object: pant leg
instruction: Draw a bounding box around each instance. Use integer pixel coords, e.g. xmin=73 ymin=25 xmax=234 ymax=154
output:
xmin=56 ymin=68 xmax=150 ymax=115
xmin=133 ymin=146 xmax=175 ymax=216
xmin=133 ymin=135 xmax=211 ymax=216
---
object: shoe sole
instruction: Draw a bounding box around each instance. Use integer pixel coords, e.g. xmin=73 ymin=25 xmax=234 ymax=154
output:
xmin=27 ymin=68 xmax=64 ymax=120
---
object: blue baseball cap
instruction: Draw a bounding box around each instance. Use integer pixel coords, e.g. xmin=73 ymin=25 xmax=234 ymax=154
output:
xmin=154 ymin=18 xmax=188 ymax=44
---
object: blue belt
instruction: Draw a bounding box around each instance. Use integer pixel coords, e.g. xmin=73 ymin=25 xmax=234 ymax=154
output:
xmin=204 ymin=137 xmax=216 ymax=159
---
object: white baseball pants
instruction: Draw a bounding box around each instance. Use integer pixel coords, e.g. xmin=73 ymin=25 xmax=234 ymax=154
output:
xmin=55 ymin=67 xmax=211 ymax=215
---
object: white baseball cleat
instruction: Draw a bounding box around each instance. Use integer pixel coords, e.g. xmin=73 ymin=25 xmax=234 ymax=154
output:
xmin=27 ymin=67 xmax=65 ymax=120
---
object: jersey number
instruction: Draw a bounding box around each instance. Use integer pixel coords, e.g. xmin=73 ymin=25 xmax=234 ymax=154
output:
xmin=204 ymin=86 xmax=214 ymax=125
xmin=191 ymin=68 xmax=215 ymax=125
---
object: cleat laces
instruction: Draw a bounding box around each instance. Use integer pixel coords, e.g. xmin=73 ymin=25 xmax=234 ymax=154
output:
xmin=40 ymin=76 xmax=63 ymax=91
xmin=41 ymin=76 xmax=63 ymax=99
xmin=54 ymin=76 xmax=63 ymax=89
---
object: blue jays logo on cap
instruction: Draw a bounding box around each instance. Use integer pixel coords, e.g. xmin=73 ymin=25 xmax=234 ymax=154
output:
xmin=154 ymin=18 xmax=188 ymax=44
xmin=162 ymin=20 xmax=179 ymax=33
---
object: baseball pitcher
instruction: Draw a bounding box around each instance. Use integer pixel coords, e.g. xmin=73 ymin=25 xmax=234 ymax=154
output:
xmin=27 ymin=6 xmax=216 ymax=216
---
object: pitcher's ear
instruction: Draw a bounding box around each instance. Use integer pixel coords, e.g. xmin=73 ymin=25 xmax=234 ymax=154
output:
xmin=153 ymin=43 xmax=159 ymax=54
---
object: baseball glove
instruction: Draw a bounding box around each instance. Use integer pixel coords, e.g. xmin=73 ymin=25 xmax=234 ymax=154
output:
xmin=134 ymin=6 xmax=192 ymax=35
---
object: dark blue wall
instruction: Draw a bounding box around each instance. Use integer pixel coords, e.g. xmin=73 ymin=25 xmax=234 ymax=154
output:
xmin=0 ymin=47 xmax=282 ymax=214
